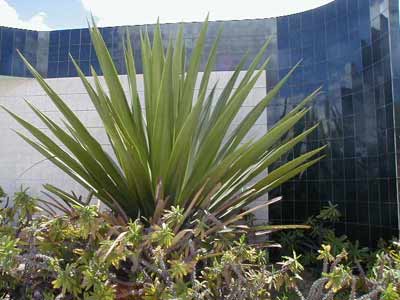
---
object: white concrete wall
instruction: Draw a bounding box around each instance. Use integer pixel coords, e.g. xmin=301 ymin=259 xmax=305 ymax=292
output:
xmin=0 ymin=71 xmax=268 ymax=221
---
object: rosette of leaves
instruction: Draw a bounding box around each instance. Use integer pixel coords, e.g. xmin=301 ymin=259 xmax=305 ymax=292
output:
xmin=3 ymin=17 xmax=325 ymax=228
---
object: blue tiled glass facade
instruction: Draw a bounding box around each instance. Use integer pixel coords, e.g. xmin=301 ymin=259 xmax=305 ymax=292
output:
xmin=0 ymin=0 xmax=398 ymax=245
xmin=269 ymin=0 xmax=400 ymax=245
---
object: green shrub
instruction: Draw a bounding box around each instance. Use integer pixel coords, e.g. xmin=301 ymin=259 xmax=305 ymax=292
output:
xmin=0 ymin=187 xmax=304 ymax=299
xmin=0 ymin=187 xmax=398 ymax=299
xmin=0 ymin=235 xmax=20 ymax=273
xmin=275 ymin=202 xmax=377 ymax=268
xmin=3 ymin=18 xmax=324 ymax=224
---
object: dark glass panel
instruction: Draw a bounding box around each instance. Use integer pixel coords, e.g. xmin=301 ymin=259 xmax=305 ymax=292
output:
xmin=79 ymin=44 xmax=91 ymax=60
xmin=68 ymin=61 xmax=78 ymax=77
xmin=69 ymin=45 xmax=80 ymax=60
xmin=78 ymin=60 xmax=90 ymax=75
xmin=324 ymin=1 xmax=337 ymax=21
xmin=70 ymin=29 xmax=81 ymax=45
xmin=81 ymin=29 xmax=91 ymax=44
xmin=49 ymin=31 xmax=59 ymax=46
xmin=58 ymin=46 xmax=69 ymax=61
xmin=277 ymin=17 xmax=289 ymax=49
xmin=288 ymin=14 xmax=301 ymax=32
xmin=14 ymin=29 xmax=25 ymax=50
xmin=101 ymin=27 xmax=113 ymax=44
xmin=59 ymin=30 xmax=70 ymax=47
xmin=333 ymin=180 xmax=345 ymax=202
xmin=343 ymin=116 xmax=355 ymax=137
xmin=344 ymin=158 xmax=356 ymax=179
xmin=48 ymin=46 xmax=59 ymax=62
xmin=346 ymin=201 xmax=358 ymax=222
xmin=47 ymin=61 xmax=58 ymax=78
xmin=57 ymin=61 xmax=68 ymax=77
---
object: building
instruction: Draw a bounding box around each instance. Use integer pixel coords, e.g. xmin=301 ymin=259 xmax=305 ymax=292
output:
xmin=0 ymin=0 xmax=399 ymax=245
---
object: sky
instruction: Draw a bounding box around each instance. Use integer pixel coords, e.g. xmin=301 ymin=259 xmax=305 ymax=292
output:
xmin=1 ymin=0 xmax=334 ymax=30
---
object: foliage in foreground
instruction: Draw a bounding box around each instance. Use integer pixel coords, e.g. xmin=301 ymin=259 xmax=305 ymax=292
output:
xmin=3 ymin=18 xmax=324 ymax=221
xmin=0 ymin=189 xmax=399 ymax=300
xmin=277 ymin=202 xmax=363 ymax=267
xmin=276 ymin=201 xmax=397 ymax=272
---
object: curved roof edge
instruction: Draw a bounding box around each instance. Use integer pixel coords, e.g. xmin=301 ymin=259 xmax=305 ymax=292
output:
xmin=0 ymin=0 xmax=335 ymax=32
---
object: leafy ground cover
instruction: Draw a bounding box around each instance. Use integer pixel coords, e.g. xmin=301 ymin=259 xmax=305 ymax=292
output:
xmin=0 ymin=189 xmax=398 ymax=300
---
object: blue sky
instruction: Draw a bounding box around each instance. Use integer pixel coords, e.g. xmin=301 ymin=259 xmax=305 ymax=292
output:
xmin=0 ymin=0 xmax=333 ymax=30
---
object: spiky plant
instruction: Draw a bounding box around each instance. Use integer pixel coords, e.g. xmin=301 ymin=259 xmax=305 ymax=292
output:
xmin=3 ymin=18 xmax=325 ymax=225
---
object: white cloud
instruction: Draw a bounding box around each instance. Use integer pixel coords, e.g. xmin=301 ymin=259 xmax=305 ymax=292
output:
xmin=81 ymin=0 xmax=333 ymax=26
xmin=0 ymin=0 xmax=51 ymax=30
